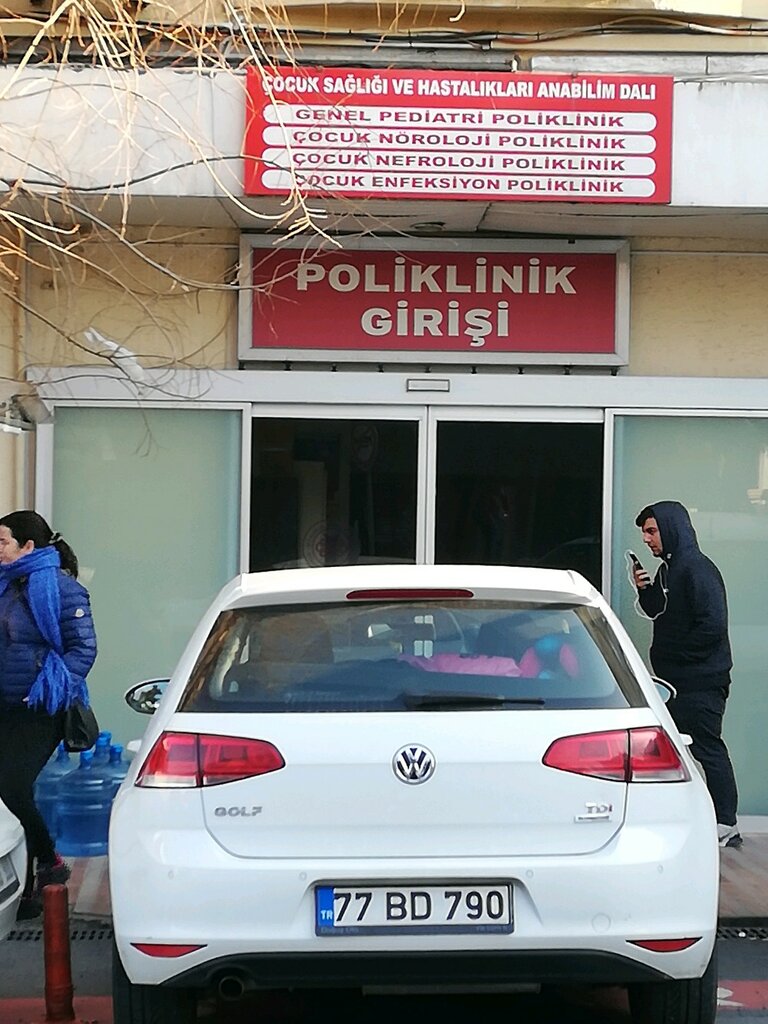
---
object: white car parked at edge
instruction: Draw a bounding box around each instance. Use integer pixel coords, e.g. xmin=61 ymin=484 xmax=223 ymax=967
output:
xmin=0 ymin=797 xmax=25 ymax=940
xmin=110 ymin=564 xmax=719 ymax=1024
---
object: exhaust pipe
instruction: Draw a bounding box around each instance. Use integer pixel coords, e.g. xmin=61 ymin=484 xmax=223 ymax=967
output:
xmin=216 ymin=973 xmax=247 ymax=1002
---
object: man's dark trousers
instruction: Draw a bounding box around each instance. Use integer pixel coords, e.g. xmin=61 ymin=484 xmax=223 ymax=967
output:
xmin=667 ymin=683 xmax=738 ymax=827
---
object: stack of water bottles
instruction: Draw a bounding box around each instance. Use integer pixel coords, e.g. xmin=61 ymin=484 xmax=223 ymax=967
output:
xmin=34 ymin=730 xmax=131 ymax=857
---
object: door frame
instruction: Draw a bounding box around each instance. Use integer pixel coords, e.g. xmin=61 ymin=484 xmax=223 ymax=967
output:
xmin=35 ymin=367 xmax=768 ymax=600
xmin=247 ymin=403 xmax=605 ymax=571
xmin=35 ymin=395 xmax=604 ymax=577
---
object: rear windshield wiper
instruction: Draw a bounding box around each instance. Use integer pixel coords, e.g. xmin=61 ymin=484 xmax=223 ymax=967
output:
xmin=402 ymin=692 xmax=545 ymax=710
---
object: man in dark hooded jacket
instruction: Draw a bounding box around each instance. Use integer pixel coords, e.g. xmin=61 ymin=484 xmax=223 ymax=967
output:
xmin=632 ymin=500 xmax=740 ymax=848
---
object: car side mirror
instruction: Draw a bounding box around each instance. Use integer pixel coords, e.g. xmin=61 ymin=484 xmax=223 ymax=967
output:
xmin=124 ymin=678 xmax=170 ymax=715
xmin=652 ymin=676 xmax=677 ymax=704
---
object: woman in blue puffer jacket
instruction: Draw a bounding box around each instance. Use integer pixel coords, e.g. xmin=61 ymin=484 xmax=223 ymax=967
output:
xmin=0 ymin=510 xmax=97 ymax=919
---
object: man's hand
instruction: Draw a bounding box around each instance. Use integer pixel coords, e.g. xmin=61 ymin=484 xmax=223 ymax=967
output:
xmin=633 ymin=565 xmax=651 ymax=589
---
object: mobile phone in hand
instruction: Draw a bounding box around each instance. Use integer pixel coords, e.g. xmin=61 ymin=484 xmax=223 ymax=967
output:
xmin=628 ymin=551 xmax=650 ymax=586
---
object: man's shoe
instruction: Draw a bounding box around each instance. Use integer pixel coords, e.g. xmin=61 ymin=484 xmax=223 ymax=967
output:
xmin=16 ymin=896 xmax=42 ymax=921
xmin=35 ymin=854 xmax=71 ymax=889
xmin=718 ymin=823 xmax=743 ymax=848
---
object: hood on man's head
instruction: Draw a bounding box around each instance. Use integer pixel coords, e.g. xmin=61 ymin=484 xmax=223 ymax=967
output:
xmin=639 ymin=500 xmax=699 ymax=559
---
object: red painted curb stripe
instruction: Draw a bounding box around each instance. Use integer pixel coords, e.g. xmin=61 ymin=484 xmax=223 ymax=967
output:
xmin=719 ymin=980 xmax=768 ymax=1010
xmin=1 ymin=983 xmax=766 ymax=1020
xmin=0 ymin=996 xmax=112 ymax=1024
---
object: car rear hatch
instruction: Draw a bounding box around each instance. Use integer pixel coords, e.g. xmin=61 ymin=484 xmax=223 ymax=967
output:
xmin=191 ymin=708 xmax=643 ymax=859
xmin=165 ymin=588 xmax=662 ymax=860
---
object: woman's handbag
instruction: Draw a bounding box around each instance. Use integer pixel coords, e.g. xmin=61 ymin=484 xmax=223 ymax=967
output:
xmin=63 ymin=699 xmax=99 ymax=753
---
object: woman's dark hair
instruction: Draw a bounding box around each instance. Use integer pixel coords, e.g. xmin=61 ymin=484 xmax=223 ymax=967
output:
xmin=0 ymin=509 xmax=79 ymax=577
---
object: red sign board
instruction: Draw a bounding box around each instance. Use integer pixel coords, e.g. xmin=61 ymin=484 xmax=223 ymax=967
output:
xmin=240 ymin=239 xmax=629 ymax=365
xmin=245 ymin=68 xmax=672 ymax=203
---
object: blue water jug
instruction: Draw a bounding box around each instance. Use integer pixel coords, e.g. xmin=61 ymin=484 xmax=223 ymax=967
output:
xmin=105 ymin=745 xmax=130 ymax=797
xmin=93 ymin=731 xmax=113 ymax=765
xmin=55 ymin=749 xmax=113 ymax=857
xmin=34 ymin=743 xmax=76 ymax=839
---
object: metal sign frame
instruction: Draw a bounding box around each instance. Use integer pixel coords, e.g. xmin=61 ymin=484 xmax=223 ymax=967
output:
xmin=238 ymin=235 xmax=630 ymax=367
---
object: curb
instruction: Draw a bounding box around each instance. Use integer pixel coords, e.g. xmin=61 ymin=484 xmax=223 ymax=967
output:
xmin=0 ymin=996 xmax=112 ymax=1024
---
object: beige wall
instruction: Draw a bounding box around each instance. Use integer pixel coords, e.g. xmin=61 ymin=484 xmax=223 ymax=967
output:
xmin=0 ymin=230 xmax=21 ymax=396
xmin=13 ymin=231 xmax=768 ymax=380
xmin=0 ymin=236 xmax=26 ymax=513
xmin=629 ymin=240 xmax=768 ymax=377
xmin=23 ymin=227 xmax=239 ymax=372
xmin=0 ymin=433 xmax=28 ymax=517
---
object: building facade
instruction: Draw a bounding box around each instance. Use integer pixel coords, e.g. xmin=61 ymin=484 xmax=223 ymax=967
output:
xmin=1 ymin=2 xmax=768 ymax=814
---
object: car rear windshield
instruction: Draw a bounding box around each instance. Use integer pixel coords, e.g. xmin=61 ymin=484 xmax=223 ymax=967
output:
xmin=178 ymin=599 xmax=646 ymax=712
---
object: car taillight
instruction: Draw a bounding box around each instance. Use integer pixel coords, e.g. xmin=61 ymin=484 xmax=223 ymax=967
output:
xmin=200 ymin=734 xmax=284 ymax=786
xmin=135 ymin=732 xmax=285 ymax=788
xmin=543 ymin=727 xmax=690 ymax=783
xmin=629 ymin=727 xmax=690 ymax=782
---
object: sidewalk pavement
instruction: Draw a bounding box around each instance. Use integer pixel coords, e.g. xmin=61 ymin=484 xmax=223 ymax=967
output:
xmin=0 ymin=996 xmax=112 ymax=1024
xmin=66 ymin=856 xmax=110 ymax=920
xmin=0 ymin=858 xmax=112 ymax=1024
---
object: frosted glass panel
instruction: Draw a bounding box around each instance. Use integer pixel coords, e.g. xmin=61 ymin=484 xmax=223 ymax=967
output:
xmin=52 ymin=407 xmax=241 ymax=747
xmin=612 ymin=415 xmax=768 ymax=815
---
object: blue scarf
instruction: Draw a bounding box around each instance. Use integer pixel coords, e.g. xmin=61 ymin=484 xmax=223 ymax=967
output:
xmin=0 ymin=546 xmax=87 ymax=713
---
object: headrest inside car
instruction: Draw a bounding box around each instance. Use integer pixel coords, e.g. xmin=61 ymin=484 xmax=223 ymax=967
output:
xmin=259 ymin=613 xmax=333 ymax=664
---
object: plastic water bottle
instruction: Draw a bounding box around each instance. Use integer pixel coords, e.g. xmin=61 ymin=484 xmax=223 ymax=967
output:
xmin=55 ymin=749 xmax=113 ymax=857
xmin=34 ymin=743 xmax=76 ymax=839
xmin=93 ymin=731 xmax=112 ymax=765
xmin=105 ymin=745 xmax=130 ymax=797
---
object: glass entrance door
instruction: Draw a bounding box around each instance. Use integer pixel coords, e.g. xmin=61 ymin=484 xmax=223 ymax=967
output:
xmin=432 ymin=414 xmax=604 ymax=589
xmin=250 ymin=411 xmax=423 ymax=570
xmin=248 ymin=406 xmax=604 ymax=587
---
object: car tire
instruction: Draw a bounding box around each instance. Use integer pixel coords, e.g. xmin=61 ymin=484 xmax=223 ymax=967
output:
xmin=112 ymin=939 xmax=197 ymax=1024
xmin=628 ymin=947 xmax=717 ymax=1024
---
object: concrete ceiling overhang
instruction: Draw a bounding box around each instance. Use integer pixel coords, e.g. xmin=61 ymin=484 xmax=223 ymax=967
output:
xmin=199 ymin=0 xmax=768 ymax=35
xmin=27 ymin=191 xmax=767 ymax=244
xmin=3 ymin=0 xmax=763 ymax=45
xmin=0 ymin=44 xmax=765 ymax=245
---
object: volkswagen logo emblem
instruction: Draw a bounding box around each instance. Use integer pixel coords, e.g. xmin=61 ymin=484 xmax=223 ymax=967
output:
xmin=393 ymin=744 xmax=436 ymax=785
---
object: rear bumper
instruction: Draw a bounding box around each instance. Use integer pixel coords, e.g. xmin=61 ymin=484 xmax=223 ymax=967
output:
xmin=111 ymin=834 xmax=718 ymax=990
xmin=110 ymin=784 xmax=719 ymax=990
xmin=162 ymin=948 xmax=679 ymax=991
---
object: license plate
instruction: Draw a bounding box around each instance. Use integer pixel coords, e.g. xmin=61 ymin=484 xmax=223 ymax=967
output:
xmin=0 ymin=853 xmax=19 ymax=904
xmin=315 ymin=884 xmax=513 ymax=935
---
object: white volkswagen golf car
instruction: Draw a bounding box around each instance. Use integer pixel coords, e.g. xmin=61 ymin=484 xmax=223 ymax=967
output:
xmin=110 ymin=564 xmax=719 ymax=1024
xmin=0 ymin=797 xmax=25 ymax=940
